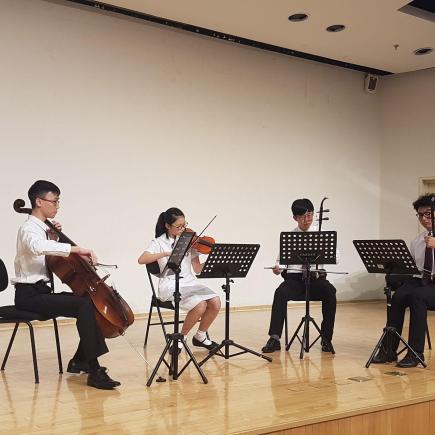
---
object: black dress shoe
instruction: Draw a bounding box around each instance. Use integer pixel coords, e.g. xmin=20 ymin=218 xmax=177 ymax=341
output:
xmin=321 ymin=340 xmax=335 ymax=353
xmin=372 ymin=348 xmax=398 ymax=364
xmin=87 ymin=368 xmax=121 ymax=390
xmin=261 ymin=337 xmax=281 ymax=353
xmin=67 ymin=359 xmax=107 ymax=374
xmin=192 ymin=336 xmax=219 ymax=350
xmin=67 ymin=359 xmax=90 ymax=374
xmin=396 ymin=351 xmax=424 ymax=368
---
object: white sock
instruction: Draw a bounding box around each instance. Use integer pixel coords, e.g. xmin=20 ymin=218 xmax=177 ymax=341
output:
xmin=195 ymin=330 xmax=212 ymax=345
xmin=176 ymin=336 xmax=186 ymax=349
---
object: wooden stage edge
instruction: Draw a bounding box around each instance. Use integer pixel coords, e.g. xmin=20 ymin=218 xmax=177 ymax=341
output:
xmin=259 ymin=398 xmax=435 ymax=435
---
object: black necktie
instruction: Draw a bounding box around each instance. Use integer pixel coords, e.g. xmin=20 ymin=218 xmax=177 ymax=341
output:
xmin=422 ymin=241 xmax=433 ymax=286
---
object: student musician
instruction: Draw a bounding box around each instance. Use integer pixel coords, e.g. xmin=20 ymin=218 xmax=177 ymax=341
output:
xmin=373 ymin=193 xmax=435 ymax=367
xmin=261 ymin=198 xmax=337 ymax=353
xmin=138 ymin=207 xmax=221 ymax=352
xmin=12 ymin=180 xmax=120 ymax=389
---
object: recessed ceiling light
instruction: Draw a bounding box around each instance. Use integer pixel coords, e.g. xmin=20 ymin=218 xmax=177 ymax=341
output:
xmin=288 ymin=13 xmax=308 ymax=22
xmin=326 ymin=24 xmax=346 ymax=32
xmin=414 ymin=47 xmax=433 ymax=55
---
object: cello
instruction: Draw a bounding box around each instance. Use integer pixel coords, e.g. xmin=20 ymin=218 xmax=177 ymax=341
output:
xmin=13 ymin=199 xmax=134 ymax=338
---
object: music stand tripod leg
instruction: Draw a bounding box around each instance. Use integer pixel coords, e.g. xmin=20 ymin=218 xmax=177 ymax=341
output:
xmin=147 ymin=339 xmax=171 ymax=386
xmin=286 ymin=317 xmax=305 ymax=351
xmin=286 ymin=267 xmax=327 ymax=358
xmin=200 ymin=273 xmax=272 ymax=366
xmin=147 ymin=265 xmax=209 ymax=385
xmin=394 ymin=330 xmax=427 ymax=368
xmin=365 ymin=328 xmax=389 ymax=368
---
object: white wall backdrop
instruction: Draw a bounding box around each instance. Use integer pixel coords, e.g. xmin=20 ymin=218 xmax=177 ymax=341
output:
xmin=380 ymin=68 xmax=435 ymax=242
xmin=0 ymin=0 xmax=385 ymax=312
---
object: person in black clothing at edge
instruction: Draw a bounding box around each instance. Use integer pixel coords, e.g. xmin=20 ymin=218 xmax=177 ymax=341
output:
xmin=261 ymin=198 xmax=337 ymax=354
xmin=373 ymin=193 xmax=435 ymax=368
xmin=12 ymin=180 xmax=120 ymax=389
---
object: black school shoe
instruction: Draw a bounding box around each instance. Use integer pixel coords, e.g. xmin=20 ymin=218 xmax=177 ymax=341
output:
xmin=192 ymin=336 xmax=219 ymax=351
xmin=67 ymin=359 xmax=90 ymax=374
xmin=371 ymin=348 xmax=398 ymax=364
xmin=261 ymin=337 xmax=281 ymax=353
xmin=87 ymin=368 xmax=121 ymax=390
xmin=321 ymin=340 xmax=335 ymax=353
xmin=67 ymin=359 xmax=107 ymax=374
xmin=396 ymin=351 xmax=424 ymax=368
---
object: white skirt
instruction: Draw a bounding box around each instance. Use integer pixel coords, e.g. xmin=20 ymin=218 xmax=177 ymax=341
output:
xmin=158 ymin=282 xmax=218 ymax=311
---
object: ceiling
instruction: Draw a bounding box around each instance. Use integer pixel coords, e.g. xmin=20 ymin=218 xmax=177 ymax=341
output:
xmin=64 ymin=0 xmax=435 ymax=74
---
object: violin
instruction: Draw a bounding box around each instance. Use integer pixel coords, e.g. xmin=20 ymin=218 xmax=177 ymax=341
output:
xmin=13 ymin=199 xmax=134 ymax=338
xmin=185 ymin=228 xmax=215 ymax=255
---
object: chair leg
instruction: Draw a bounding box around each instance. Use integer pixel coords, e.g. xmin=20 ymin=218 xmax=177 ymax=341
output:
xmin=1 ymin=323 xmax=19 ymax=371
xmin=156 ymin=305 xmax=168 ymax=341
xmin=144 ymin=301 xmax=154 ymax=347
xmin=426 ymin=321 xmax=432 ymax=350
xmin=284 ymin=309 xmax=289 ymax=347
xmin=27 ymin=322 xmax=39 ymax=384
xmin=53 ymin=319 xmax=63 ymax=374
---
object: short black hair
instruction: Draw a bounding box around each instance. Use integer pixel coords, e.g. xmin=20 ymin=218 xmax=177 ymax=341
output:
xmin=291 ymin=198 xmax=314 ymax=216
xmin=412 ymin=193 xmax=435 ymax=211
xmin=28 ymin=180 xmax=60 ymax=208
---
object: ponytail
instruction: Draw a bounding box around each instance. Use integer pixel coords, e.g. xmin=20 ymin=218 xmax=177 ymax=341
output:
xmin=155 ymin=207 xmax=184 ymax=238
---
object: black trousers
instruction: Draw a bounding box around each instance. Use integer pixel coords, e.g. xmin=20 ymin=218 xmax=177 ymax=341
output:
xmin=268 ymin=274 xmax=337 ymax=342
xmin=390 ymin=278 xmax=435 ymax=353
xmin=15 ymin=281 xmax=108 ymax=361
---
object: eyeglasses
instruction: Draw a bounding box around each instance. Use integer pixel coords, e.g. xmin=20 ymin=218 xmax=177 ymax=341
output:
xmin=416 ymin=211 xmax=432 ymax=219
xmin=296 ymin=212 xmax=314 ymax=220
xmin=38 ymin=197 xmax=60 ymax=206
xmin=171 ymin=222 xmax=188 ymax=230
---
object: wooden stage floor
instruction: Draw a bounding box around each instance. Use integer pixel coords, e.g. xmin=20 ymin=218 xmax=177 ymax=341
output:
xmin=1 ymin=301 xmax=435 ymax=434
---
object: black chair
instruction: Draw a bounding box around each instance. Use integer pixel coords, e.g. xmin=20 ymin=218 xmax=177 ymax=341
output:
xmin=143 ymin=262 xmax=185 ymax=347
xmin=0 ymin=259 xmax=63 ymax=383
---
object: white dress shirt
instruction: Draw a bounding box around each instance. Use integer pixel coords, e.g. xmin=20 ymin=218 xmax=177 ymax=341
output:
xmin=11 ymin=215 xmax=71 ymax=285
xmin=410 ymin=230 xmax=434 ymax=277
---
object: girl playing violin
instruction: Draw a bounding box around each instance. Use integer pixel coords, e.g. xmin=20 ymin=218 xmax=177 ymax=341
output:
xmin=138 ymin=207 xmax=221 ymax=351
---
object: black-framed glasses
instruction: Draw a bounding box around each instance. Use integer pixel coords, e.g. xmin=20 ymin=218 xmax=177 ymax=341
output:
xmin=416 ymin=211 xmax=432 ymax=219
xmin=38 ymin=197 xmax=60 ymax=206
xmin=296 ymin=212 xmax=314 ymax=220
xmin=171 ymin=222 xmax=188 ymax=230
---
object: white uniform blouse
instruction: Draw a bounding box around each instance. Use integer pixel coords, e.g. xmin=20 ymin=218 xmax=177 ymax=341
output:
xmin=145 ymin=233 xmax=217 ymax=311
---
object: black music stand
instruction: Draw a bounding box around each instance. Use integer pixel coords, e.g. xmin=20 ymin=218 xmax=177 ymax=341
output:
xmin=147 ymin=231 xmax=208 ymax=386
xmin=197 ymin=243 xmax=272 ymax=366
xmin=282 ymin=231 xmax=337 ymax=358
xmin=353 ymin=239 xmax=426 ymax=368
